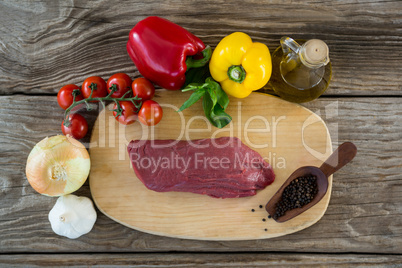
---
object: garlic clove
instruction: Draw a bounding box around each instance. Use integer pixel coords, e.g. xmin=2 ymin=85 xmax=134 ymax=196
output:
xmin=48 ymin=194 xmax=97 ymax=239
xmin=70 ymin=196 xmax=98 ymax=235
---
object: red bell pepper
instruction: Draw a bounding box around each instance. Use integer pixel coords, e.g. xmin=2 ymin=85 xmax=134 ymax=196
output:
xmin=127 ymin=16 xmax=211 ymax=90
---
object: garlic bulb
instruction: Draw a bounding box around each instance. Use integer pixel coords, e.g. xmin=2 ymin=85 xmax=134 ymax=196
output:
xmin=26 ymin=135 xmax=90 ymax=196
xmin=49 ymin=194 xmax=97 ymax=239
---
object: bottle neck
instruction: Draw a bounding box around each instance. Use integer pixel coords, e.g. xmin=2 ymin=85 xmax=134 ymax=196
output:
xmin=299 ymin=39 xmax=330 ymax=69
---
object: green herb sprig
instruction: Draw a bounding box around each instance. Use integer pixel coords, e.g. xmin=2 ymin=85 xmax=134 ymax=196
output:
xmin=178 ymin=77 xmax=232 ymax=129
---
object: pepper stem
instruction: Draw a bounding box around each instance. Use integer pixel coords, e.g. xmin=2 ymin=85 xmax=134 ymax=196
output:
xmin=227 ymin=65 xmax=246 ymax=83
xmin=185 ymin=46 xmax=212 ymax=69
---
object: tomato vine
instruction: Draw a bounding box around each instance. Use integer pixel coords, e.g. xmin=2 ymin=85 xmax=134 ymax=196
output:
xmin=63 ymin=84 xmax=142 ymax=127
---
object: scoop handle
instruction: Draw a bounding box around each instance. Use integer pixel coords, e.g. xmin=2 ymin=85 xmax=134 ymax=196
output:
xmin=319 ymin=142 xmax=357 ymax=177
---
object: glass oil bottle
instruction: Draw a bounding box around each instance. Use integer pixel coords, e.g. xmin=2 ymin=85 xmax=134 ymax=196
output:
xmin=269 ymin=37 xmax=332 ymax=103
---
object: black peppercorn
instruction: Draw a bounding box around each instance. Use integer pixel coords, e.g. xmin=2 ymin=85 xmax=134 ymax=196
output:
xmin=273 ymin=175 xmax=318 ymax=220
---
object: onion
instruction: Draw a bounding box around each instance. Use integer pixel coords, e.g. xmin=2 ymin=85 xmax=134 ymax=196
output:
xmin=26 ymin=135 xmax=90 ymax=196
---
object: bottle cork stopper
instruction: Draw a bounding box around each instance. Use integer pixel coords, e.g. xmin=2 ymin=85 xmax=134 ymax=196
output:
xmin=303 ymin=39 xmax=329 ymax=64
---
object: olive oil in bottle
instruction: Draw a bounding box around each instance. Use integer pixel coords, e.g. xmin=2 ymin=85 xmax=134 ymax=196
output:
xmin=269 ymin=37 xmax=332 ymax=103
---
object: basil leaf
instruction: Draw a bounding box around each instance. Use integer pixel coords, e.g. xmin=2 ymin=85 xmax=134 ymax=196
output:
xmin=205 ymin=77 xmax=229 ymax=109
xmin=216 ymin=85 xmax=229 ymax=110
xmin=202 ymin=92 xmax=214 ymax=122
xmin=212 ymin=105 xmax=232 ymax=128
xmin=180 ymin=76 xmax=232 ymax=128
xmin=182 ymin=65 xmax=211 ymax=89
xmin=177 ymin=88 xmax=206 ymax=112
xmin=203 ymin=91 xmax=232 ymax=129
xmin=207 ymin=84 xmax=217 ymax=107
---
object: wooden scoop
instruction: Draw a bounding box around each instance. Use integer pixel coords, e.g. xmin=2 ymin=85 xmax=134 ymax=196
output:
xmin=266 ymin=142 xmax=357 ymax=223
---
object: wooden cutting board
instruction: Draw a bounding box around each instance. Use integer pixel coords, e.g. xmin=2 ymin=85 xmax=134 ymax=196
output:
xmin=89 ymin=91 xmax=332 ymax=240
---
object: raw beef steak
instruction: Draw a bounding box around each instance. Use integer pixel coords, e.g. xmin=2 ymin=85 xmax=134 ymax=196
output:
xmin=127 ymin=137 xmax=275 ymax=198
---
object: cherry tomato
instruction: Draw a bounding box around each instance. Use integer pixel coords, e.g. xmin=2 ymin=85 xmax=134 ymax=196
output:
xmin=113 ymin=101 xmax=138 ymax=125
xmin=61 ymin=114 xmax=88 ymax=140
xmin=138 ymin=100 xmax=163 ymax=126
xmin=57 ymin=84 xmax=83 ymax=110
xmin=107 ymin=73 xmax=132 ymax=98
xmin=132 ymin=78 xmax=155 ymax=101
xmin=81 ymin=76 xmax=107 ymax=100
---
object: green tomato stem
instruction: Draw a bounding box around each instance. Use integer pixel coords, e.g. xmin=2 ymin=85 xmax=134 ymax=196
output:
xmin=63 ymin=86 xmax=142 ymax=127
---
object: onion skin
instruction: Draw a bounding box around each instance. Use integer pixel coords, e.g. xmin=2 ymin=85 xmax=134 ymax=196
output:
xmin=25 ymin=135 xmax=90 ymax=196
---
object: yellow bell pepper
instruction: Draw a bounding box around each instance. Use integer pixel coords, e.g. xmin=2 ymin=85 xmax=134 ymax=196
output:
xmin=209 ymin=32 xmax=272 ymax=98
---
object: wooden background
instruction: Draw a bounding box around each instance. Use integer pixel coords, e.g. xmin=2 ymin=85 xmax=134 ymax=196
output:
xmin=0 ymin=0 xmax=401 ymax=266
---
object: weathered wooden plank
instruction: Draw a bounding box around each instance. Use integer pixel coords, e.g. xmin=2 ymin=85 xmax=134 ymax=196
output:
xmin=0 ymin=95 xmax=401 ymax=253
xmin=0 ymin=253 xmax=401 ymax=267
xmin=0 ymin=0 xmax=400 ymax=95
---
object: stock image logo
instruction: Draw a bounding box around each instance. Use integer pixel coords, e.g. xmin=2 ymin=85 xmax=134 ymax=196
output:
xmin=89 ymin=98 xmax=337 ymax=171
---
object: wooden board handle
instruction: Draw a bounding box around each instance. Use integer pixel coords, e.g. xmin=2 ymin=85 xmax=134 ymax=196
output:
xmin=320 ymin=142 xmax=357 ymax=178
